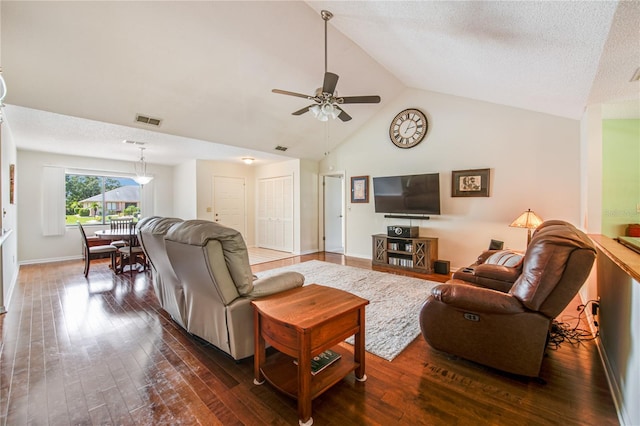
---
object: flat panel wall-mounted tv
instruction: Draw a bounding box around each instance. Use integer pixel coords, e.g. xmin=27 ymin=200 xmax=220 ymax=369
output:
xmin=373 ymin=173 xmax=441 ymax=215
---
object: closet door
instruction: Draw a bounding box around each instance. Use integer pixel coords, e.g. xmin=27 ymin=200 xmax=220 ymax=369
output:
xmin=257 ymin=175 xmax=293 ymax=252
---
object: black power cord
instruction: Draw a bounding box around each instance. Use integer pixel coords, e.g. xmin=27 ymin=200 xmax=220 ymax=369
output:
xmin=547 ymin=299 xmax=600 ymax=350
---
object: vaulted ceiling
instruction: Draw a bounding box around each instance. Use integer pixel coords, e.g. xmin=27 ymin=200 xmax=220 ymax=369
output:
xmin=2 ymin=1 xmax=638 ymax=166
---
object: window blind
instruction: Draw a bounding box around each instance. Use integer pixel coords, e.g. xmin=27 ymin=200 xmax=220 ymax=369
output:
xmin=42 ymin=166 xmax=66 ymax=236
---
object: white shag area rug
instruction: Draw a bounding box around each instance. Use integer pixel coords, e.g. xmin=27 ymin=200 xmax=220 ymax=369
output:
xmin=256 ymin=260 xmax=440 ymax=361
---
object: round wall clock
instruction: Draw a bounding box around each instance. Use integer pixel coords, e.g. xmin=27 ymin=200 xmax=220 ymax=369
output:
xmin=389 ymin=108 xmax=428 ymax=149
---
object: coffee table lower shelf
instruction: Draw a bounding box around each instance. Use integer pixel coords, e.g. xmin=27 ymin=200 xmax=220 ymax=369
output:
xmin=260 ymin=345 xmax=357 ymax=400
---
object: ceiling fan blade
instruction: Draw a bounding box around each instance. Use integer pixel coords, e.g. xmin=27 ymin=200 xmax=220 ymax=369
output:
xmin=272 ymin=89 xmax=314 ymax=100
xmin=339 ymin=95 xmax=381 ymax=104
xmin=336 ymin=106 xmax=352 ymax=122
xmin=292 ymin=105 xmax=315 ymax=116
xmin=322 ymin=72 xmax=339 ymax=94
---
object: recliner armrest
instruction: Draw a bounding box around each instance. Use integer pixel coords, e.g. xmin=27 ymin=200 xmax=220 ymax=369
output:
xmin=431 ymin=284 xmax=525 ymax=314
xmin=248 ymin=271 xmax=304 ymax=298
xmin=473 ymin=264 xmax=521 ymax=283
xmin=476 ymin=249 xmax=501 ymax=264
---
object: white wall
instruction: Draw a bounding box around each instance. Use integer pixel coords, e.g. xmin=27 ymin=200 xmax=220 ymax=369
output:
xmin=321 ymin=88 xmax=581 ymax=270
xmin=579 ymin=105 xmax=604 ymax=314
xmin=16 ymin=149 xmax=174 ymax=263
xmin=583 ymin=104 xmax=604 ymax=234
xmin=1 ymin=122 xmax=19 ymax=311
xmin=195 ymin=159 xmax=256 ymax=246
xmin=173 ymin=159 xmax=197 ymax=220
xmin=299 ymin=159 xmax=319 ymax=254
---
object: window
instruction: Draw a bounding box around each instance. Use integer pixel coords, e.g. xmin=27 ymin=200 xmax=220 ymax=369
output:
xmin=65 ymin=173 xmax=140 ymax=226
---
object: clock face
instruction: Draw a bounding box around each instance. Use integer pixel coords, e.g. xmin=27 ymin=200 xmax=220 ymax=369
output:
xmin=389 ymin=108 xmax=428 ymax=148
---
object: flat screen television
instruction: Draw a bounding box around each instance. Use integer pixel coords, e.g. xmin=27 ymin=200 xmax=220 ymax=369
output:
xmin=373 ymin=173 xmax=440 ymax=215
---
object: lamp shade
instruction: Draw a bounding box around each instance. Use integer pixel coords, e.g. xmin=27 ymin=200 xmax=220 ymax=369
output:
xmin=509 ymin=209 xmax=543 ymax=229
xmin=510 ymin=209 xmax=543 ymax=246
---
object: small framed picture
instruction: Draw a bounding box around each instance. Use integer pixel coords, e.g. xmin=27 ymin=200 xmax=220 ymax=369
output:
xmin=351 ymin=175 xmax=369 ymax=203
xmin=9 ymin=164 xmax=15 ymax=204
xmin=452 ymin=168 xmax=490 ymax=197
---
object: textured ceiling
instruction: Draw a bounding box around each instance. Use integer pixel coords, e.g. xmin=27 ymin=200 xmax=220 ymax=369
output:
xmin=1 ymin=1 xmax=638 ymax=166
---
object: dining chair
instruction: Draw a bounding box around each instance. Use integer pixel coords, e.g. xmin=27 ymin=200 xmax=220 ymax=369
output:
xmin=109 ymin=218 xmax=132 ymax=248
xmin=77 ymin=222 xmax=117 ymax=277
xmin=116 ymin=222 xmax=147 ymax=276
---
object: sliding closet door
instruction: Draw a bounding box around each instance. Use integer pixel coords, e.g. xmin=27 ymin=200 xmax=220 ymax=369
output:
xmin=257 ymin=175 xmax=293 ymax=252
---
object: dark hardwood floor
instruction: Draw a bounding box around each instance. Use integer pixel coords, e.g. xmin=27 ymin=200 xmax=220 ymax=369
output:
xmin=0 ymin=253 xmax=619 ymax=425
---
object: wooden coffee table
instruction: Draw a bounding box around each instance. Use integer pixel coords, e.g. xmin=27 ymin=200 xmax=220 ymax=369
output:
xmin=252 ymin=284 xmax=369 ymax=426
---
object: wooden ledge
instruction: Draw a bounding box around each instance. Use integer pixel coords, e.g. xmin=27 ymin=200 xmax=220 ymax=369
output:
xmin=589 ymin=234 xmax=640 ymax=283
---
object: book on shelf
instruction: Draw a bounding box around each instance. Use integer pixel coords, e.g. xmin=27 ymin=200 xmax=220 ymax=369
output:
xmin=293 ymin=349 xmax=342 ymax=375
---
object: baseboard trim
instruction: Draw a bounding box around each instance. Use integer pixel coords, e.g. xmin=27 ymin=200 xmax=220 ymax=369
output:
xmin=19 ymin=255 xmax=81 ymax=266
xmin=579 ymin=294 xmax=629 ymax=425
xmin=596 ymin=339 xmax=629 ymax=425
xmin=2 ymin=267 xmax=20 ymax=314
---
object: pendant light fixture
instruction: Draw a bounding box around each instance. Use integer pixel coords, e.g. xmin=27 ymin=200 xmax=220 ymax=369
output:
xmin=132 ymin=147 xmax=153 ymax=185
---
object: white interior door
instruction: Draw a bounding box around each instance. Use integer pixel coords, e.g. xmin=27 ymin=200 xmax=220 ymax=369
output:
xmin=213 ymin=176 xmax=246 ymax=237
xmin=257 ymin=175 xmax=293 ymax=252
xmin=324 ymin=174 xmax=344 ymax=254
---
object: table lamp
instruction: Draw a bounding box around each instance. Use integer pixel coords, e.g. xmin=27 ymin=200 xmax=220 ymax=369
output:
xmin=509 ymin=209 xmax=543 ymax=246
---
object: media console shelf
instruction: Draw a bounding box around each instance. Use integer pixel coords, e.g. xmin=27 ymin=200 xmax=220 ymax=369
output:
xmin=372 ymin=234 xmax=438 ymax=273
xmin=383 ymin=214 xmax=430 ymax=220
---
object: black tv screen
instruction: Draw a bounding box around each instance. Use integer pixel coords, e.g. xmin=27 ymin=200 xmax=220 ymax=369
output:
xmin=373 ymin=173 xmax=441 ymax=215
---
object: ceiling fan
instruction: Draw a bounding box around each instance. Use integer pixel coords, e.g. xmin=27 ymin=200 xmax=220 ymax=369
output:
xmin=272 ymin=10 xmax=381 ymax=122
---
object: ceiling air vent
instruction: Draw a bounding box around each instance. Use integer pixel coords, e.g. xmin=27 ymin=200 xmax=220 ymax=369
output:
xmin=135 ymin=114 xmax=162 ymax=126
xmin=123 ymin=140 xmax=145 ymax=146
xmin=275 ymin=145 xmax=288 ymax=151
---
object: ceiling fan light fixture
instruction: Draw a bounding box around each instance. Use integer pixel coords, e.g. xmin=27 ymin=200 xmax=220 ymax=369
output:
xmin=310 ymin=104 xmax=321 ymax=118
xmin=309 ymin=102 xmax=340 ymax=121
xmin=321 ymin=103 xmax=334 ymax=115
xmin=271 ymin=9 xmax=379 ymax=123
xmin=330 ymin=105 xmax=340 ymax=120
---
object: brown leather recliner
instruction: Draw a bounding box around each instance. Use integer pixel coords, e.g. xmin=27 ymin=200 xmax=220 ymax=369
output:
xmin=450 ymin=249 xmax=525 ymax=293
xmin=419 ymin=220 xmax=596 ymax=377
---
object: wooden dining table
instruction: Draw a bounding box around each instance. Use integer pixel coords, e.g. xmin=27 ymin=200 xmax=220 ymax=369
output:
xmin=94 ymin=229 xmax=144 ymax=274
xmin=94 ymin=229 xmax=133 ymax=241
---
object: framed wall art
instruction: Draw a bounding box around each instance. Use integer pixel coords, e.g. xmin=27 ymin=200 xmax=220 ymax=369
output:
xmin=351 ymin=175 xmax=369 ymax=203
xmin=452 ymin=168 xmax=490 ymax=197
xmin=9 ymin=164 xmax=15 ymax=204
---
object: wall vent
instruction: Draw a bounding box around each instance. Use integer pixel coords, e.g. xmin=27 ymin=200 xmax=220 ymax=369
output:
xmin=135 ymin=114 xmax=162 ymax=126
xmin=274 ymin=145 xmax=288 ymax=151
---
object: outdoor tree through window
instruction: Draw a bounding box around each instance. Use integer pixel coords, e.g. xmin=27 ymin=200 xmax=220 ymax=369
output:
xmin=65 ymin=174 xmax=141 ymax=225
